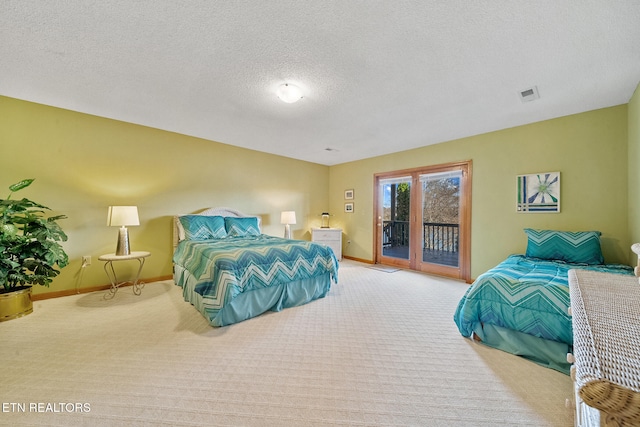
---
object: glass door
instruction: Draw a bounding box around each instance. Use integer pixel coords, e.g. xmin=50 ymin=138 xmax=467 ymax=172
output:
xmin=377 ymin=176 xmax=412 ymax=268
xmin=419 ymin=170 xmax=462 ymax=273
xmin=374 ymin=161 xmax=471 ymax=281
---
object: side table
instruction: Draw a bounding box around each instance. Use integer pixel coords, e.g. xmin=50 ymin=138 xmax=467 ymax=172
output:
xmin=311 ymin=228 xmax=342 ymax=260
xmin=98 ymin=251 xmax=151 ymax=299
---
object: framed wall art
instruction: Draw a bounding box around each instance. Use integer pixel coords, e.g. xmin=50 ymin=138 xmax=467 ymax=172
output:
xmin=344 ymin=189 xmax=354 ymax=200
xmin=344 ymin=202 xmax=354 ymax=213
xmin=516 ymin=172 xmax=560 ymax=213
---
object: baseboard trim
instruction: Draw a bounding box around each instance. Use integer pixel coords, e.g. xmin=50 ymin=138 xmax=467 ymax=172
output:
xmin=32 ymin=275 xmax=174 ymax=301
xmin=343 ymin=255 xmax=374 ymax=264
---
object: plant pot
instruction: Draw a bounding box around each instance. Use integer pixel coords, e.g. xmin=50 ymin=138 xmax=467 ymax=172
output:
xmin=0 ymin=286 xmax=33 ymax=322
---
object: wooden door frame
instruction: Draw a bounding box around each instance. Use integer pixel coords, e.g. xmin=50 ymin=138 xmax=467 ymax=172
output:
xmin=373 ymin=160 xmax=472 ymax=282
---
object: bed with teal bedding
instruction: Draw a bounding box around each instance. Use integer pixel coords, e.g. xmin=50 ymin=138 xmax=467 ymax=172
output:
xmin=453 ymin=229 xmax=634 ymax=374
xmin=172 ymin=208 xmax=339 ymax=327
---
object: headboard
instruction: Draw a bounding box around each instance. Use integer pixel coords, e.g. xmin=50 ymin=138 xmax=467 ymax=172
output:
xmin=172 ymin=207 xmax=261 ymax=251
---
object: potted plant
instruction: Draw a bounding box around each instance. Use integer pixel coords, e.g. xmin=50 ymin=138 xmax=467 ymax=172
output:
xmin=0 ymin=179 xmax=68 ymax=321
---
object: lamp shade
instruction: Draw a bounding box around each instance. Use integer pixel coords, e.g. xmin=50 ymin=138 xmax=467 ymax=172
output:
xmin=107 ymin=206 xmax=140 ymax=227
xmin=280 ymin=211 xmax=297 ymax=225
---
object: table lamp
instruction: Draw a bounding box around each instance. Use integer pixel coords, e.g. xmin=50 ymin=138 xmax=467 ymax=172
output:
xmin=321 ymin=212 xmax=330 ymax=228
xmin=107 ymin=206 xmax=139 ymax=256
xmin=280 ymin=211 xmax=296 ymax=239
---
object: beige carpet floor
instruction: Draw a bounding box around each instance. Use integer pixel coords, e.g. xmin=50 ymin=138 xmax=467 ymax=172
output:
xmin=0 ymin=260 xmax=574 ymax=426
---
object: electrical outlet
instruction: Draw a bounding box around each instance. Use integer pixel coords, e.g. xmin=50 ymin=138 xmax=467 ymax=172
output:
xmin=82 ymin=256 xmax=91 ymax=266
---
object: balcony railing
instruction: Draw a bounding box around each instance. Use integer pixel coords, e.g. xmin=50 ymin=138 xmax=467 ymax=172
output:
xmin=382 ymin=220 xmax=459 ymax=253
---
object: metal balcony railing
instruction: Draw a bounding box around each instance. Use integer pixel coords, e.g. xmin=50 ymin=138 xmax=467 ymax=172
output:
xmin=382 ymin=220 xmax=459 ymax=253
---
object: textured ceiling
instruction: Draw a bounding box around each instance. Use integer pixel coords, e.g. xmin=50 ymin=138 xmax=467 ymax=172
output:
xmin=2 ymin=1 xmax=640 ymax=166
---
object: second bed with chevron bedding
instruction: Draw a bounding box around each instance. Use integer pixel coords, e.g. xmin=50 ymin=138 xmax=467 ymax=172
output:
xmin=454 ymin=229 xmax=633 ymax=374
xmin=173 ymin=208 xmax=339 ymax=327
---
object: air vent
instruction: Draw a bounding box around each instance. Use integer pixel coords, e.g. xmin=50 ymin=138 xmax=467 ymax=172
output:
xmin=519 ymin=86 xmax=540 ymax=102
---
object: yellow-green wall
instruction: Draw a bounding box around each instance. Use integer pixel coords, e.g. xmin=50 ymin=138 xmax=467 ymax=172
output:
xmin=3 ymin=90 xmax=638 ymax=296
xmin=0 ymin=96 xmax=330 ymax=296
xmin=329 ymin=105 xmax=631 ymax=278
xmin=629 ymin=82 xmax=640 ymax=265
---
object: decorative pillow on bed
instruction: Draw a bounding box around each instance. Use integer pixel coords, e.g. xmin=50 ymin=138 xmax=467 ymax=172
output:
xmin=225 ymin=217 xmax=260 ymax=237
xmin=524 ymin=228 xmax=604 ymax=265
xmin=178 ymin=215 xmax=227 ymax=240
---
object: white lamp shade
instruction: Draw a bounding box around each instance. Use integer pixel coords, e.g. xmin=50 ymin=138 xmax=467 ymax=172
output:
xmin=276 ymin=83 xmax=303 ymax=103
xmin=107 ymin=206 xmax=140 ymax=227
xmin=280 ymin=211 xmax=296 ymax=225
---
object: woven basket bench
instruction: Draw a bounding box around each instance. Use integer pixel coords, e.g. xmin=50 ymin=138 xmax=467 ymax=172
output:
xmin=568 ymin=269 xmax=640 ymax=427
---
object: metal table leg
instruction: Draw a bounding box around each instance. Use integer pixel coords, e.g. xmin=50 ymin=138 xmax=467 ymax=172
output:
xmin=102 ymin=257 xmax=146 ymax=300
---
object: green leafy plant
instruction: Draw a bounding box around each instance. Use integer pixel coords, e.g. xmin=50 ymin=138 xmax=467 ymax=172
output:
xmin=0 ymin=179 xmax=69 ymax=293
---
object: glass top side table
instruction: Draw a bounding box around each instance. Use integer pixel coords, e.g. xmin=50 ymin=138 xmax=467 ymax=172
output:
xmin=98 ymin=251 xmax=151 ymax=299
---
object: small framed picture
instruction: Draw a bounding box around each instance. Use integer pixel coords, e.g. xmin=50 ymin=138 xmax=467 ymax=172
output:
xmin=344 ymin=202 xmax=354 ymax=213
xmin=344 ymin=189 xmax=354 ymax=200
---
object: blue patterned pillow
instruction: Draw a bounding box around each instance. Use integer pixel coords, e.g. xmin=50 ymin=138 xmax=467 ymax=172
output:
xmin=179 ymin=215 xmax=227 ymax=240
xmin=225 ymin=217 xmax=260 ymax=237
xmin=524 ymin=228 xmax=604 ymax=265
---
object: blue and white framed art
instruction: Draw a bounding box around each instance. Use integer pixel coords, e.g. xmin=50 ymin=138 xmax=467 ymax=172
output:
xmin=516 ymin=172 xmax=560 ymax=213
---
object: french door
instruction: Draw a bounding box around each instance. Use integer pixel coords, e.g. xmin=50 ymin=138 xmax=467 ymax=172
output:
xmin=374 ymin=161 xmax=471 ymax=282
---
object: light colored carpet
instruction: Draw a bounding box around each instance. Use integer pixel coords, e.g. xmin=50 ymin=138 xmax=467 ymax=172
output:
xmin=0 ymin=260 xmax=574 ymax=426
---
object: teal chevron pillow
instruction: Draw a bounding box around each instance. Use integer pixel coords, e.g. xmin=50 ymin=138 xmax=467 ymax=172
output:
xmin=524 ymin=228 xmax=604 ymax=265
xmin=225 ymin=217 xmax=260 ymax=237
xmin=179 ymin=215 xmax=227 ymax=240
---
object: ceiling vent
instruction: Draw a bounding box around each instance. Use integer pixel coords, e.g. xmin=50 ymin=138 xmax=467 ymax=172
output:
xmin=519 ymin=86 xmax=540 ymax=103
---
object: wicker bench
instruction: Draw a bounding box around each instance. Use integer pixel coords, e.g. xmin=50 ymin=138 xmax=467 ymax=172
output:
xmin=568 ymin=269 xmax=640 ymax=427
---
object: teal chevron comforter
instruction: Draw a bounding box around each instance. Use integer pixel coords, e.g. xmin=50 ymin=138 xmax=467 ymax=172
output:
xmin=454 ymin=255 xmax=632 ymax=372
xmin=173 ymin=235 xmax=338 ymax=326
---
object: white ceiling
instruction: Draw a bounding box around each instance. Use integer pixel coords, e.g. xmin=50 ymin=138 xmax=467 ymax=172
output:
xmin=2 ymin=1 xmax=640 ymax=166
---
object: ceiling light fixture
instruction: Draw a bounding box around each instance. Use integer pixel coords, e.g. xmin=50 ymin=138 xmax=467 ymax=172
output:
xmin=277 ymin=83 xmax=303 ymax=103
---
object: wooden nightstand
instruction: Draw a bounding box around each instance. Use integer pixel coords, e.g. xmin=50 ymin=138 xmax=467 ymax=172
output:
xmin=312 ymin=228 xmax=342 ymax=260
xmin=98 ymin=251 xmax=151 ymax=299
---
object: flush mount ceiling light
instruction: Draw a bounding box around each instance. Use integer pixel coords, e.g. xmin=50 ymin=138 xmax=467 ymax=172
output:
xmin=277 ymin=83 xmax=303 ymax=103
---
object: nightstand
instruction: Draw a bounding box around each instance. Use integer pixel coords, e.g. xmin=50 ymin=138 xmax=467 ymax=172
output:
xmin=98 ymin=251 xmax=151 ymax=299
xmin=312 ymin=228 xmax=342 ymax=260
